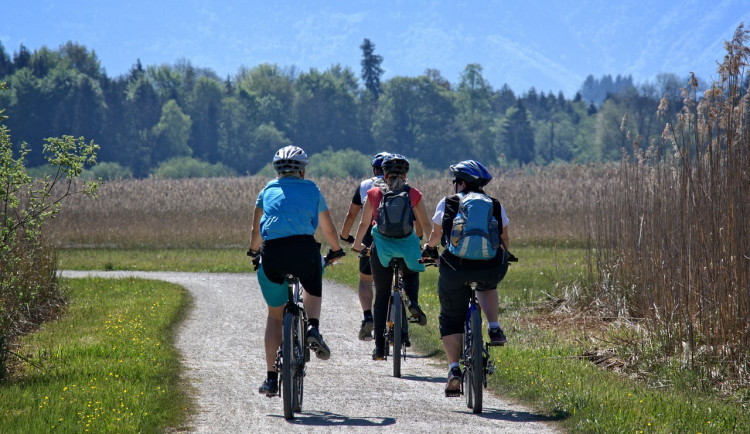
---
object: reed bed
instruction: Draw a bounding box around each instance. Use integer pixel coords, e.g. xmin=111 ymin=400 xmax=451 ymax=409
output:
xmin=590 ymin=25 xmax=750 ymax=394
xmin=46 ymin=165 xmax=607 ymax=248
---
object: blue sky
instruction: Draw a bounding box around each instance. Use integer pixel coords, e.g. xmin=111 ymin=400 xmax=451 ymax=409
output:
xmin=3 ymin=0 xmax=749 ymax=97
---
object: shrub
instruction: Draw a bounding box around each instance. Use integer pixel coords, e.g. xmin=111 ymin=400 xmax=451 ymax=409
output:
xmin=153 ymin=156 xmax=235 ymax=178
xmin=0 ymin=81 xmax=99 ymax=380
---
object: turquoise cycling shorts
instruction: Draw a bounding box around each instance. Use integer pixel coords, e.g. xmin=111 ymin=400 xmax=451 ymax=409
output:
xmin=257 ymin=264 xmax=288 ymax=308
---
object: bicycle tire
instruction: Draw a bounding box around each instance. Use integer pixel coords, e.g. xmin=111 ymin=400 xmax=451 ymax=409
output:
xmin=393 ymin=290 xmax=403 ymax=377
xmin=293 ymin=313 xmax=305 ymax=412
xmin=470 ymin=309 xmax=483 ymax=414
xmin=282 ymin=312 xmax=296 ymax=420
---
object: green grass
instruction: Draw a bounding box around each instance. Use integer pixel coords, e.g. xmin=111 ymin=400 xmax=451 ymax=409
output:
xmin=54 ymin=246 xmax=750 ymax=432
xmin=1 ymin=277 xmax=191 ymax=433
xmin=58 ymin=247 xmax=253 ymax=272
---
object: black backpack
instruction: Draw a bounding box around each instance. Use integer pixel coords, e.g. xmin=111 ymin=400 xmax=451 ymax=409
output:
xmin=376 ymin=186 xmax=414 ymax=238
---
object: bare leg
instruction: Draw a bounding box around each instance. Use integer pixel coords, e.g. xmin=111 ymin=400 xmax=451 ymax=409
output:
xmin=476 ymin=288 xmax=499 ymax=323
xmin=264 ymin=305 xmax=284 ymax=371
xmin=442 ymin=333 xmax=462 ymax=365
xmin=303 ymin=292 xmax=322 ymax=321
xmin=358 ymin=273 xmax=374 ymax=312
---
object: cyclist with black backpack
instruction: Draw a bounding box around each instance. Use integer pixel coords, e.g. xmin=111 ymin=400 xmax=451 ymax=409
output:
xmin=421 ymin=160 xmax=511 ymax=395
xmin=338 ymin=152 xmax=389 ymax=341
xmin=352 ymin=154 xmax=432 ymax=361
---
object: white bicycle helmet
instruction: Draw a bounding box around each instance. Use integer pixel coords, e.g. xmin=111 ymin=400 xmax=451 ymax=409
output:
xmin=272 ymin=146 xmax=309 ymax=173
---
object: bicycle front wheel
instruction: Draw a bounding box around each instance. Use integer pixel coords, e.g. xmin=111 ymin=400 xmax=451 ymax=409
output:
xmin=392 ymin=291 xmax=403 ymax=378
xmin=281 ymin=312 xmax=297 ymax=420
xmin=469 ymin=309 xmax=483 ymax=414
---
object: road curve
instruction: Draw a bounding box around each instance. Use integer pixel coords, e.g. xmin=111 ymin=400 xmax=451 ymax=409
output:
xmin=61 ymin=271 xmax=560 ymax=433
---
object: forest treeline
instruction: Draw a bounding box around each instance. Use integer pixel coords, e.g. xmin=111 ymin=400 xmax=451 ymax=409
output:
xmin=0 ymin=39 xmax=711 ymax=178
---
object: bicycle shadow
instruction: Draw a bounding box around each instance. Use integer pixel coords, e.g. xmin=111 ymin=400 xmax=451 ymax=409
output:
xmin=270 ymin=410 xmax=396 ymax=427
xmin=397 ymin=373 xmax=446 ymax=384
xmin=453 ymin=407 xmax=568 ymax=423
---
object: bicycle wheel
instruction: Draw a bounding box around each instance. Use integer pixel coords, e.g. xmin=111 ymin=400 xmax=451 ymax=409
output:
xmin=464 ymin=334 xmax=473 ymax=409
xmin=281 ymin=312 xmax=296 ymax=420
xmin=293 ymin=313 xmax=305 ymax=412
xmin=392 ymin=291 xmax=403 ymax=378
xmin=470 ymin=309 xmax=483 ymax=414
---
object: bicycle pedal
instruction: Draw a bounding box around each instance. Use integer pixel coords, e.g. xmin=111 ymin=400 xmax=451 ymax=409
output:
xmin=445 ymin=391 xmax=461 ymax=398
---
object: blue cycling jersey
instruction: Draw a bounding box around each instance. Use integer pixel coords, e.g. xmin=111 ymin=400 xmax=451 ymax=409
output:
xmin=256 ymin=177 xmax=328 ymax=240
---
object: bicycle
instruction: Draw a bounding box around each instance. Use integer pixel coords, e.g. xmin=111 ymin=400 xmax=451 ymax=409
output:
xmin=385 ymin=257 xmax=416 ymax=378
xmin=423 ymin=253 xmax=517 ymax=414
xmin=356 ymin=248 xmax=417 ymax=378
xmin=250 ymin=249 xmax=343 ymax=420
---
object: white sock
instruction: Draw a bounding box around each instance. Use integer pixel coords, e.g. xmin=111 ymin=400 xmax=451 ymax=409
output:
xmin=488 ymin=322 xmax=500 ymax=329
xmin=449 ymin=362 xmax=460 ymax=370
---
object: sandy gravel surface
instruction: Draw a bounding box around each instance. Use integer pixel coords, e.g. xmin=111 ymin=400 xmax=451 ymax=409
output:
xmin=62 ymin=270 xmax=560 ymax=433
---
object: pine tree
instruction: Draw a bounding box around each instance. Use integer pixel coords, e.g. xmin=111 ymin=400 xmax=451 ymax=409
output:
xmin=360 ymin=39 xmax=383 ymax=100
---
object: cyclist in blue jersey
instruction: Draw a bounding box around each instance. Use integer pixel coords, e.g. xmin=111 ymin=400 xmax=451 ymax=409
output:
xmin=249 ymin=145 xmax=345 ymax=396
xmin=422 ymin=160 xmax=510 ymax=395
xmin=338 ymin=152 xmax=389 ymax=341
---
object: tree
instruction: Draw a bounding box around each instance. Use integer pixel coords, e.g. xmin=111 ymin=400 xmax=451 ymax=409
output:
xmin=152 ymin=99 xmax=192 ymax=163
xmin=187 ymin=76 xmax=223 ymax=163
xmin=371 ymin=76 xmax=460 ymax=167
xmin=496 ymin=100 xmax=534 ymax=165
xmin=360 ymin=39 xmax=383 ymax=100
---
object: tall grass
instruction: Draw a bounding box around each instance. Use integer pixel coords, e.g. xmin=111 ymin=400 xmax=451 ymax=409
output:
xmin=46 ymin=165 xmax=607 ymax=248
xmin=590 ymin=24 xmax=750 ymax=394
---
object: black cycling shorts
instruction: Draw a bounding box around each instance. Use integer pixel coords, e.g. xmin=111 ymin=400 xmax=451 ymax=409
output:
xmin=437 ymin=260 xmax=508 ymax=337
xmin=261 ymin=235 xmax=323 ymax=297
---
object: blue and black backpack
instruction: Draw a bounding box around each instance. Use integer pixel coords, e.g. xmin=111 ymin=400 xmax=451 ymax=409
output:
xmin=447 ymin=192 xmax=500 ymax=260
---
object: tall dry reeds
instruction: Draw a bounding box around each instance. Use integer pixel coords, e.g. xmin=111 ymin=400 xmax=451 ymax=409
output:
xmin=591 ymin=24 xmax=750 ymax=390
xmin=46 ymin=165 xmax=606 ymax=248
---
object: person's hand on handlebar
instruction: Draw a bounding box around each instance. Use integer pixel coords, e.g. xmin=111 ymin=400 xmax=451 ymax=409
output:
xmin=351 ymin=243 xmax=368 ymax=255
xmin=324 ymin=248 xmax=346 ymax=265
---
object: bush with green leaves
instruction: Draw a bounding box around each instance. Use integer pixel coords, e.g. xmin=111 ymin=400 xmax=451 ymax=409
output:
xmin=153 ymin=156 xmax=235 ymax=178
xmin=0 ymin=81 xmax=99 ymax=380
xmin=255 ymin=148 xmax=441 ymax=178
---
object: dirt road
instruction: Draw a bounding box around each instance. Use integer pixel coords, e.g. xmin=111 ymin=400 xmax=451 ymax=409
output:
xmin=62 ymin=271 xmax=560 ymax=433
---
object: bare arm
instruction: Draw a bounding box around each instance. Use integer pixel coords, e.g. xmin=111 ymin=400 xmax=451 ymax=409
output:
xmin=353 ymin=199 xmax=373 ymax=251
xmin=413 ymin=198 xmax=432 ymax=242
xmin=318 ymin=209 xmax=343 ymax=251
xmin=339 ymin=202 xmax=362 ymax=239
xmin=249 ymin=206 xmax=263 ymax=252
xmin=426 ymin=220 xmax=442 ymax=248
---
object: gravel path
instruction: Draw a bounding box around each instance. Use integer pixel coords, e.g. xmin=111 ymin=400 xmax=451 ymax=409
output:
xmin=62 ymin=271 xmax=560 ymax=433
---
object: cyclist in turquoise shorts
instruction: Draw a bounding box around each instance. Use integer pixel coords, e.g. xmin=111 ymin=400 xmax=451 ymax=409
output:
xmin=248 ymin=145 xmax=345 ymax=396
xmin=352 ymin=154 xmax=432 ymax=361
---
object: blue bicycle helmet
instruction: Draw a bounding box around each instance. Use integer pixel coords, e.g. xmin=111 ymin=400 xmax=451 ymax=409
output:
xmin=371 ymin=152 xmax=390 ymax=168
xmin=272 ymin=145 xmax=308 ymax=173
xmin=449 ymin=160 xmax=492 ymax=186
xmin=381 ymin=154 xmax=410 ymax=174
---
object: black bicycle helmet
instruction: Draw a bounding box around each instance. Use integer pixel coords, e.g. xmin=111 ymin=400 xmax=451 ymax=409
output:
xmin=371 ymin=152 xmax=390 ymax=168
xmin=272 ymin=146 xmax=308 ymax=173
xmin=381 ymin=153 xmax=409 ymax=174
xmin=449 ymin=160 xmax=492 ymax=186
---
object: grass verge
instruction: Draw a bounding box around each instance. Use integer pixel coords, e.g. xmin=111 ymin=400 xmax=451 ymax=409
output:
xmin=55 ymin=246 xmax=750 ymax=432
xmin=1 ymin=277 xmax=191 ymax=432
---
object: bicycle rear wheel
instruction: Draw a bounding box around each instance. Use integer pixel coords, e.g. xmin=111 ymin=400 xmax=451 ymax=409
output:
xmin=293 ymin=313 xmax=305 ymax=412
xmin=469 ymin=309 xmax=483 ymax=413
xmin=392 ymin=291 xmax=403 ymax=377
xmin=281 ymin=312 xmax=297 ymax=420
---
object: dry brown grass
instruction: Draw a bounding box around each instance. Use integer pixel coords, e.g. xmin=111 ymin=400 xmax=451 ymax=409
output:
xmin=590 ymin=24 xmax=750 ymax=391
xmin=46 ymin=165 xmax=608 ymax=248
